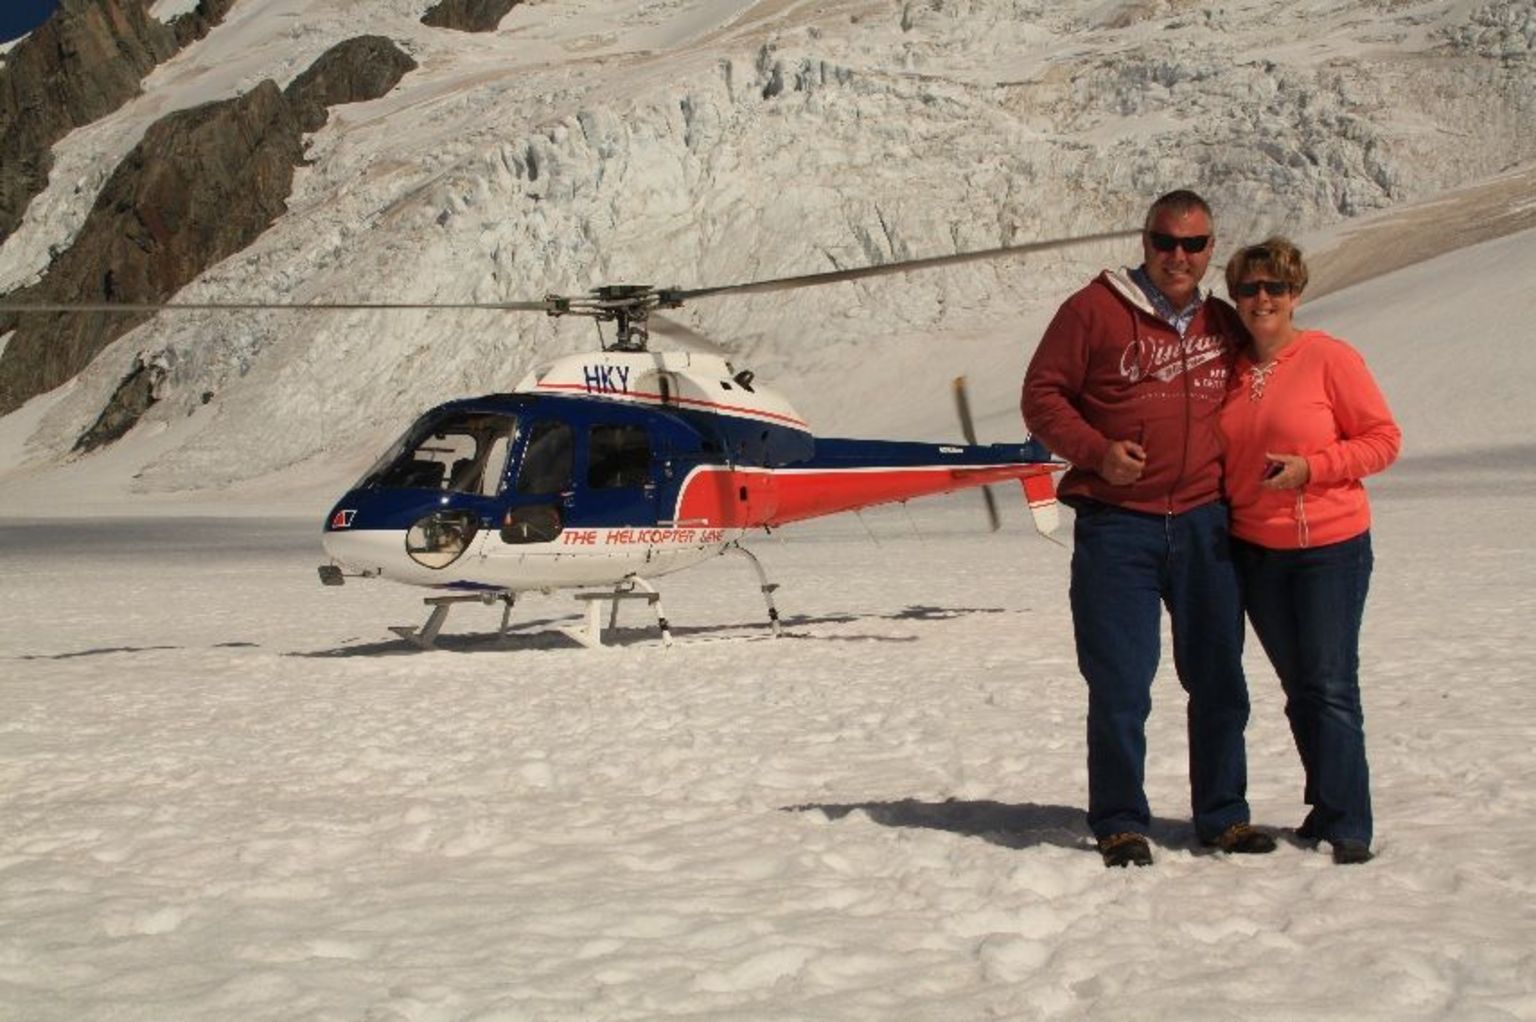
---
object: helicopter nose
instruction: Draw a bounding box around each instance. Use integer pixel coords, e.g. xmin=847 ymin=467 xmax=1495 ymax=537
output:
xmin=321 ymin=528 xmax=397 ymax=579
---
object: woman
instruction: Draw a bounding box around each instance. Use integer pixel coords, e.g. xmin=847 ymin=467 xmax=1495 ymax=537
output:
xmin=1219 ymin=237 xmax=1401 ymax=865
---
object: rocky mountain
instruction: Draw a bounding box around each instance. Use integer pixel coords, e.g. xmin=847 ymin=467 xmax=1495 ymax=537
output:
xmin=0 ymin=0 xmax=1532 ymax=496
xmin=0 ymin=33 xmax=416 ymax=419
xmin=1 ymin=0 xmax=175 ymax=243
xmin=0 ymin=0 xmax=234 ymax=243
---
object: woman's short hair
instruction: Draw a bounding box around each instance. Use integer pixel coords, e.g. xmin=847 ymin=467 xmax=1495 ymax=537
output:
xmin=1225 ymin=236 xmax=1309 ymax=297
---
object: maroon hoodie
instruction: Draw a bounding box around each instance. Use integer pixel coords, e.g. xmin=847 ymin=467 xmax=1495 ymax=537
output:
xmin=1022 ymin=269 xmax=1244 ymax=515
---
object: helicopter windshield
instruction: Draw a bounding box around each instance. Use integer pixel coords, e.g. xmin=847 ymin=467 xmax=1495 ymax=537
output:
xmin=362 ymin=411 xmax=517 ymax=496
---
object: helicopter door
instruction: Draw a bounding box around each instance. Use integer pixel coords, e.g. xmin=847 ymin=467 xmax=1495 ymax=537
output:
xmin=514 ymin=420 xmax=575 ymax=499
xmin=486 ymin=419 xmax=574 ymax=548
xmin=580 ymin=422 xmax=659 ymax=529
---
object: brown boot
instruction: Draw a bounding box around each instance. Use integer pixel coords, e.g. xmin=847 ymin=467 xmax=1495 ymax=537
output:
xmin=1098 ymin=832 xmax=1153 ymax=868
xmin=1204 ymin=822 xmax=1278 ymax=854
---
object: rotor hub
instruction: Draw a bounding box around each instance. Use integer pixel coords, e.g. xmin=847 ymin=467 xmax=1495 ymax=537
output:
xmin=544 ymin=284 xmax=684 ymax=351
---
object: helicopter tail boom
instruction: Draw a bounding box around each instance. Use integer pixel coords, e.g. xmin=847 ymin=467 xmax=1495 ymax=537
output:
xmin=673 ymin=439 xmax=1062 ymax=531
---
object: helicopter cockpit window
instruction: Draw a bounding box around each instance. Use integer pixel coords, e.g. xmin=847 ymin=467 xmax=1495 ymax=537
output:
xmin=368 ymin=412 xmax=518 ymax=495
xmin=515 ymin=421 xmax=573 ymax=495
xmin=587 ymin=424 xmax=651 ymax=489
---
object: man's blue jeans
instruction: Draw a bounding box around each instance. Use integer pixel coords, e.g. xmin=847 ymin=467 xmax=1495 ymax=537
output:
xmin=1070 ymin=500 xmax=1252 ymax=842
xmin=1233 ymin=532 xmax=1374 ymax=846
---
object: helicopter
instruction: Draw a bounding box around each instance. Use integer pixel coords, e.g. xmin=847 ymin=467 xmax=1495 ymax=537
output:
xmin=2 ymin=228 xmax=1136 ymax=648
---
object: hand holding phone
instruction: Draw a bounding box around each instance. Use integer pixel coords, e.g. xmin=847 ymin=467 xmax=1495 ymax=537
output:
xmin=1261 ymin=454 xmax=1310 ymax=489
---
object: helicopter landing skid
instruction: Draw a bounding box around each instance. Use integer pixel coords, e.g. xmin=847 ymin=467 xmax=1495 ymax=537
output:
xmin=563 ymin=577 xmax=673 ymax=649
xmin=725 ymin=543 xmax=782 ymax=639
xmin=390 ymin=591 xmax=516 ymax=651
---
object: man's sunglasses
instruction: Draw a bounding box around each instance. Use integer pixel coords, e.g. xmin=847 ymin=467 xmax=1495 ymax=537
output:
xmin=1233 ymin=280 xmax=1292 ymax=298
xmin=1146 ymin=231 xmax=1210 ymax=254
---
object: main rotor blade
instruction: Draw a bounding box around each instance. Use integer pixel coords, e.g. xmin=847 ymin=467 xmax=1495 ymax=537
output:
xmin=0 ymin=299 xmax=559 ymax=314
xmin=668 ymin=228 xmax=1139 ymax=302
xmin=953 ymin=375 xmax=1001 ymax=532
xmin=0 ymin=227 xmax=1137 ymax=316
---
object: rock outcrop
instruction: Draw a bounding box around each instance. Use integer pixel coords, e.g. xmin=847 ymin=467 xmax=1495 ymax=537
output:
xmin=74 ymin=352 xmax=166 ymax=453
xmin=0 ymin=0 xmax=178 ymax=243
xmin=0 ymin=36 xmax=417 ymax=420
xmin=0 ymin=81 xmax=303 ymax=415
xmin=420 ymin=0 xmax=520 ymax=33
xmin=171 ymin=0 xmax=239 ymax=48
xmin=284 ymin=34 xmax=421 ymax=132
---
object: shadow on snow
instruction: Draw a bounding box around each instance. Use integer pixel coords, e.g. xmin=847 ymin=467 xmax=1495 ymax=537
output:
xmin=788 ymin=798 xmax=1093 ymax=852
xmin=288 ymin=605 xmax=1012 ymax=657
xmin=14 ymin=641 xmax=259 ymax=660
xmin=786 ymin=797 xmax=1207 ymax=855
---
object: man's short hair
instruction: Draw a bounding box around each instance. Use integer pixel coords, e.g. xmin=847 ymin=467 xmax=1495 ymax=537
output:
xmin=1144 ymin=189 xmax=1213 ymax=230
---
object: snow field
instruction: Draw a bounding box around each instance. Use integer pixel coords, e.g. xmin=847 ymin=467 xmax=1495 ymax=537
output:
xmin=4 ymin=480 xmax=1536 ymax=1019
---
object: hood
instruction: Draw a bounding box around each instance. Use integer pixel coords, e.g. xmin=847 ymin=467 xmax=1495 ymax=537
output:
xmin=1096 ymin=267 xmax=1213 ymax=320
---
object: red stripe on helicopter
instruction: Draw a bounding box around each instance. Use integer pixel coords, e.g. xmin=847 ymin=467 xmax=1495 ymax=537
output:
xmin=674 ymin=464 xmax=1057 ymax=528
xmin=533 ymin=383 xmax=810 ymax=429
xmin=1022 ymin=472 xmax=1056 ymax=509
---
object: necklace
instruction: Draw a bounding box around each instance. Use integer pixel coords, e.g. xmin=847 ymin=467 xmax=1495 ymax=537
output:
xmin=1247 ymin=334 xmax=1296 ymax=401
xmin=1248 ymin=359 xmax=1278 ymax=401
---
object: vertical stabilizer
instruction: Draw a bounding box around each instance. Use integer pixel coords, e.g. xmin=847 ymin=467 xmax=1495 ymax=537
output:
xmin=1022 ymin=473 xmax=1059 ymax=537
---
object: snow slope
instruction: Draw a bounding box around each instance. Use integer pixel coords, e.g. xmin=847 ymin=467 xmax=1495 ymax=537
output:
xmin=1 ymin=0 xmax=1534 ymax=500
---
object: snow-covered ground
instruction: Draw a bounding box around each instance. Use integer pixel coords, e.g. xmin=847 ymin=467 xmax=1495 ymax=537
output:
xmin=4 ymin=220 xmax=1536 ymax=1019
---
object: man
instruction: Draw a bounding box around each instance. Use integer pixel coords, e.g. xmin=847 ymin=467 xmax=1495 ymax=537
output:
xmin=1022 ymin=189 xmax=1276 ymax=867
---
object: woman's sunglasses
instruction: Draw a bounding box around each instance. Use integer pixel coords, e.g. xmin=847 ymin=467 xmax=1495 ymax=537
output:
xmin=1146 ymin=231 xmax=1210 ymax=253
xmin=1233 ymin=280 xmax=1292 ymax=298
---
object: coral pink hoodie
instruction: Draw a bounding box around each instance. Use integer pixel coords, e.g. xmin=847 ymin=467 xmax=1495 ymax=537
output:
xmin=1220 ymin=329 xmax=1400 ymax=549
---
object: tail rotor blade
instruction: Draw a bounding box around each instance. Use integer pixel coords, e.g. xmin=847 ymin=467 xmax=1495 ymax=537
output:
xmin=978 ymin=483 xmax=1001 ymax=532
xmin=953 ymin=375 xmax=1001 ymax=532
xmin=953 ymin=375 xmax=980 ymax=445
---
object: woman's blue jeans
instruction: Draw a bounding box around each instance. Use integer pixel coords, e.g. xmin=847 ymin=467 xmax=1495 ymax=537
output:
xmin=1233 ymin=532 xmax=1374 ymax=846
xmin=1070 ymin=500 xmax=1253 ymax=842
